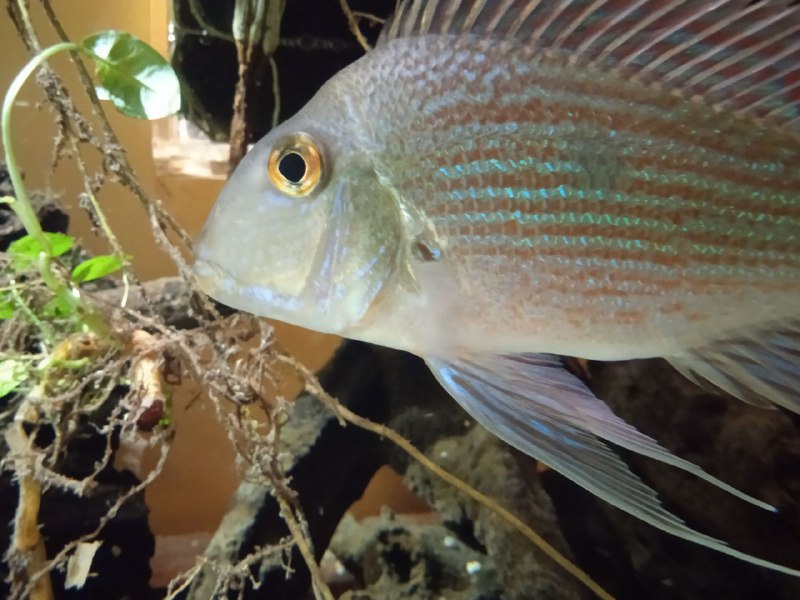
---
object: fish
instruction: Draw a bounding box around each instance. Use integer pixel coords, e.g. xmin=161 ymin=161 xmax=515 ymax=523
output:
xmin=193 ymin=0 xmax=800 ymax=576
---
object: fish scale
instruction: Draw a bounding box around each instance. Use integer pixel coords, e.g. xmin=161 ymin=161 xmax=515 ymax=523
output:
xmin=195 ymin=0 xmax=800 ymax=580
xmin=345 ymin=36 xmax=800 ymax=351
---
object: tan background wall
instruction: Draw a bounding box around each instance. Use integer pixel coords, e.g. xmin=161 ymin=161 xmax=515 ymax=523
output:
xmin=0 ymin=0 xmax=362 ymax=537
xmin=2 ymin=1 xmax=424 ymax=547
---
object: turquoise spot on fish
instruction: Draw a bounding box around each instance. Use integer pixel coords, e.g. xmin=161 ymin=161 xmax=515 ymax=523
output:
xmin=435 ymin=156 xmax=584 ymax=179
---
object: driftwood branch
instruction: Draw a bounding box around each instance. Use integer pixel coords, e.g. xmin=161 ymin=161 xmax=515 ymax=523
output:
xmin=228 ymin=0 xmax=286 ymax=173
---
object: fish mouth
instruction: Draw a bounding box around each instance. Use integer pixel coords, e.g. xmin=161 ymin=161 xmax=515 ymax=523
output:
xmin=192 ymin=257 xmax=303 ymax=319
xmin=193 ymin=258 xmax=227 ymax=296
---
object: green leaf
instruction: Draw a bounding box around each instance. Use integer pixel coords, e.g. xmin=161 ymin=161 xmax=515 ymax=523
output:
xmin=71 ymin=254 xmax=126 ymax=283
xmin=0 ymin=292 xmax=14 ymax=319
xmin=42 ymin=295 xmax=76 ymax=318
xmin=0 ymin=359 xmax=27 ymax=398
xmin=8 ymin=232 xmax=74 ymax=270
xmin=81 ymin=31 xmax=181 ymax=120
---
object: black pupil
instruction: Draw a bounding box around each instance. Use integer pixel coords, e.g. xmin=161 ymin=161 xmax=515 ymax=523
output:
xmin=278 ymin=151 xmax=306 ymax=184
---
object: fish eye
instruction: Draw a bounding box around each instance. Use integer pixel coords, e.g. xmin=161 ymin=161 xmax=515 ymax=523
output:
xmin=267 ymin=132 xmax=325 ymax=197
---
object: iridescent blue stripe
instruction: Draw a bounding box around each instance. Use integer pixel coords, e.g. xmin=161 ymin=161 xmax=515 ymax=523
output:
xmin=437 ymin=208 xmax=678 ymax=233
xmin=431 ymin=185 xmax=800 ymax=232
xmin=437 ymin=156 xmax=585 ymax=178
xmin=625 ymin=169 xmax=798 ymax=207
xmin=451 ymin=233 xmax=799 ymax=275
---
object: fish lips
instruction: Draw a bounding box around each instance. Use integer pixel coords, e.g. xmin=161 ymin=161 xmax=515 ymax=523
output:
xmin=193 ymin=258 xmax=303 ymax=318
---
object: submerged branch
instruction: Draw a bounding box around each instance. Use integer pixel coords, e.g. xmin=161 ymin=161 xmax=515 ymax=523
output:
xmin=328 ymin=398 xmax=615 ymax=600
xmin=5 ymin=403 xmax=54 ymax=600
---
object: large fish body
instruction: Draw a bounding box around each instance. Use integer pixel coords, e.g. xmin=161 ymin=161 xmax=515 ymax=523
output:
xmin=321 ymin=35 xmax=800 ymax=361
xmin=195 ymin=0 xmax=800 ymax=575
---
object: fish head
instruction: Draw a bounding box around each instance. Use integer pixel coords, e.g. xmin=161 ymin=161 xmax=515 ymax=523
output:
xmin=193 ymin=107 xmax=404 ymax=335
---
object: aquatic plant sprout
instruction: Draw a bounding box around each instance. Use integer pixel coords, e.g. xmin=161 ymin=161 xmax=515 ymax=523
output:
xmin=83 ymin=31 xmax=181 ymax=120
xmin=1 ymin=30 xmax=180 ymax=337
xmin=1 ymin=30 xmax=180 ymax=397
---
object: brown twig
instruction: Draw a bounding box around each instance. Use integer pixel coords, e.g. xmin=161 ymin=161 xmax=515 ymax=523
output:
xmin=338 ymin=0 xmax=372 ymax=51
xmin=37 ymin=0 xmax=197 ymax=260
xmin=19 ymin=432 xmax=174 ymax=600
xmin=273 ymin=492 xmax=334 ymax=600
xmin=228 ymin=0 xmax=286 ymax=173
xmin=321 ymin=396 xmax=616 ymax=600
xmin=166 ymin=539 xmax=293 ymax=599
xmin=5 ymin=406 xmax=54 ymax=600
xmin=128 ymin=329 xmax=168 ymax=430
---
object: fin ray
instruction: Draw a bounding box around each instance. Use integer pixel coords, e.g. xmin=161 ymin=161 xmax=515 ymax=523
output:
xmin=433 ymin=353 xmax=774 ymax=509
xmin=379 ymin=0 xmax=800 ymax=131
xmin=668 ymin=322 xmax=800 ymax=413
xmin=426 ymin=352 xmax=800 ymax=576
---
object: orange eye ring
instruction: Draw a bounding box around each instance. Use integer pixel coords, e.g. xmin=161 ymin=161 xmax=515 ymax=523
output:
xmin=267 ymin=132 xmax=325 ymax=197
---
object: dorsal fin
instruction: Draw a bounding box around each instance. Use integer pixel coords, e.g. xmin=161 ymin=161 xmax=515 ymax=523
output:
xmin=379 ymin=0 xmax=800 ymax=132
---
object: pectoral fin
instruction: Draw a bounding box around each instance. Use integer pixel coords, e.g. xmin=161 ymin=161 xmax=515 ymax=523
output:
xmin=426 ymin=352 xmax=800 ymax=576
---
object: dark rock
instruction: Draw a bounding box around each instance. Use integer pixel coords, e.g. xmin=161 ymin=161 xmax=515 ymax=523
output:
xmin=400 ymin=426 xmax=582 ymax=600
xmin=174 ymin=328 xmax=800 ymax=599
xmin=0 ymin=421 xmax=155 ymax=600
xmin=545 ymin=358 xmax=800 ymax=600
xmin=331 ymin=512 xmax=502 ymax=600
xmin=186 ymin=341 xmax=582 ymax=600
xmin=186 ymin=341 xmax=389 ymax=599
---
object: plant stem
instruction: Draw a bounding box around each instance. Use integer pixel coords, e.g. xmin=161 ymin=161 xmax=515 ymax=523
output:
xmin=338 ymin=0 xmax=371 ymax=52
xmin=2 ymin=41 xmax=111 ymax=338
xmin=2 ymin=42 xmax=79 ymax=255
xmin=8 ymin=390 xmax=55 ymax=600
xmin=8 ymin=278 xmax=53 ymax=346
xmin=188 ymin=0 xmax=234 ymax=42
